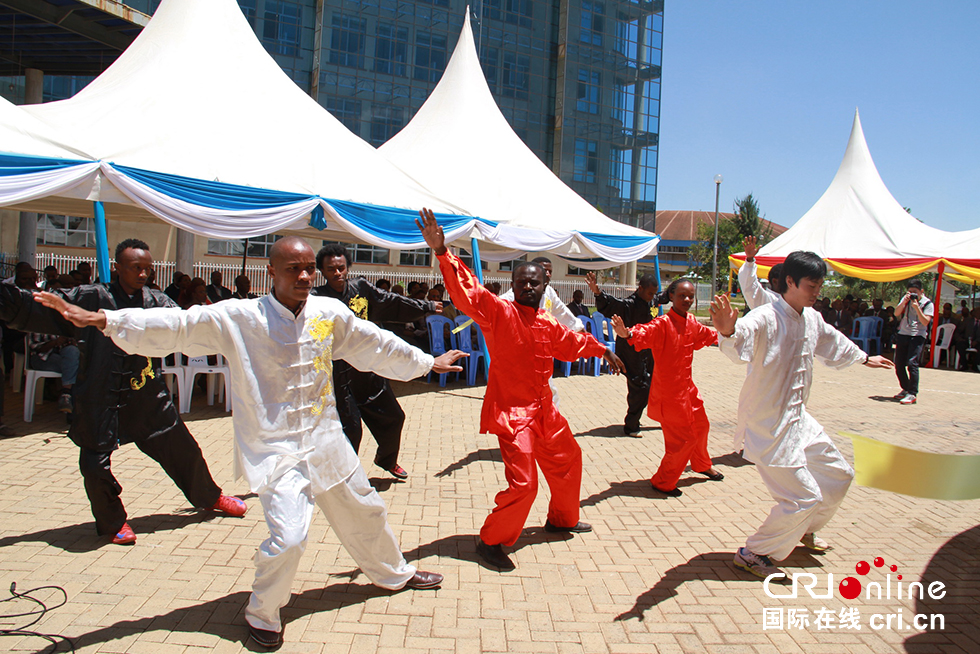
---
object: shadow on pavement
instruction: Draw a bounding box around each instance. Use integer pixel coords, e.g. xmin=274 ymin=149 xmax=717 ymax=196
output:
xmin=434 ymin=447 xmax=501 ymax=477
xmin=576 ymin=424 xmax=661 ymax=439
xmin=904 ymin=524 xmax=980 ymax=654
xmin=367 ymin=477 xmax=404 ymax=492
xmin=711 ymin=451 xmax=754 ymax=469
xmin=401 ymin=528 xmax=573 ymax=570
xmin=616 ymin=548 xmax=826 ymax=622
xmin=869 ymin=395 xmax=902 ymax=403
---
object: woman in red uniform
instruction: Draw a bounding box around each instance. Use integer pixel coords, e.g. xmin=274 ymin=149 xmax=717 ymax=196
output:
xmin=611 ymin=279 xmax=724 ymax=496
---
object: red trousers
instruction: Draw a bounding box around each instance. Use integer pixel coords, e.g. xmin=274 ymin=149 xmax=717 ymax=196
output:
xmin=480 ymin=408 xmax=583 ymax=547
xmin=650 ymin=405 xmax=711 ymax=491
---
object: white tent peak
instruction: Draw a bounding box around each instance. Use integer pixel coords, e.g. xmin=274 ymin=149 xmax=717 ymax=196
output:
xmin=759 ymin=108 xmax=949 ymax=259
xmin=379 ymin=10 xmax=657 ymax=264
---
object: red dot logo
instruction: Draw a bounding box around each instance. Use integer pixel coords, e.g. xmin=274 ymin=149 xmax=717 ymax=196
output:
xmin=873 ymin=557 xmax=885 ymax=567
xmin=856 ymin=561 xmax=870 ymax=575
xmin=889 ymin=564 xmax=898 ymax=572
xmin=839 ymin=577 xmax=862 ymax=600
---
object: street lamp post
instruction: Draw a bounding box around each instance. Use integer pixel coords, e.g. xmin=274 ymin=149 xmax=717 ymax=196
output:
xmin=711 ymin=174 xmax=723 ymax=294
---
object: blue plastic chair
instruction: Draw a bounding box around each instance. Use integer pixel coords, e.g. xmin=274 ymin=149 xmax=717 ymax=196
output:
xmin=453 ymin=314 xmax=486 ymax=386
xmin=850 ymin=316 xmax=882 ymax=355
xmin=590 ymin=311 xmax=616 ymax=373
xmin=578 ymin=319 xmax=603 ymax=376
xmin=425 ymin=314 xmax=457 ymax=387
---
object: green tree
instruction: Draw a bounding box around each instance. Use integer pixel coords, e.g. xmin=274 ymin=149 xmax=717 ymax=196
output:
xmin=687 ymin=193 xmax=773 ymax=290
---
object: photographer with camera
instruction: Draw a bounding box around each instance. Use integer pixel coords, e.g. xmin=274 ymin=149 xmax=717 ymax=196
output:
xmin=893 ymin=279 xmax=933 ymax=405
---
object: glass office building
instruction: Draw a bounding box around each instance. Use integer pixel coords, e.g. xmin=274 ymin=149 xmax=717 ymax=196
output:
xmin=15 ymin=0 xmax=663 ymax=233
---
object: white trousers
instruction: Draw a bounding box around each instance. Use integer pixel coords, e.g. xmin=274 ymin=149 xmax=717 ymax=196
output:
xmin=746 ymin=433 xmax=854 ymax=561
xmin=245 ymin=465 xmax=416 ymax=632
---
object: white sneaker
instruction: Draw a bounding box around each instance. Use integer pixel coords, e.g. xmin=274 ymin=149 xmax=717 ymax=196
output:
xmin=899 ymin=394 xmax=917 ymax=405
xmin=893 ymin=390 xmax=909 ymax=400
xmin=800 ymin=533 xmax=832 ymax=552
xmin=734 ymin=547 xmax=785 ymax=580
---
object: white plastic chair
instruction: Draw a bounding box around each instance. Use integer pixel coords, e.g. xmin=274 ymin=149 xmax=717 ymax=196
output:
xmin=23 ymin=353 xmax=62 ymax=422
xmin=182 ymin=354 xmax=232 ymax=413
xmin=931 ymin=323 xmax=956 ymax=369
xmin=160 ymin=354 xmax=189 ymax=413
xmin=9 ymin=350 xmax=25 ymax=393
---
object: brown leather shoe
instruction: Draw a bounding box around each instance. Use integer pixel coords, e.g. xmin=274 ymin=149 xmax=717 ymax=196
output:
xmin=248 ymin=623 xmax=283 ymax=649
xmin=544 ymin=520 xmax=592 ymax=533
xmin=476 ymin=540 xmax=516 ymax=571
xmin=404 ymin=570 xmax=443 ymax=589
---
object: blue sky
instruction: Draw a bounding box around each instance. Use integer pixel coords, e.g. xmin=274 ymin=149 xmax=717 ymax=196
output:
xmin=655 ymin=1 xmax=979 ymax=233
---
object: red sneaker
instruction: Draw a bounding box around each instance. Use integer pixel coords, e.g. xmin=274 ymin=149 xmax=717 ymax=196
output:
xmin=210 ymin=494 xmax=247 ymax=517
xmin=112 ymin=522 xmax=136 ymax=545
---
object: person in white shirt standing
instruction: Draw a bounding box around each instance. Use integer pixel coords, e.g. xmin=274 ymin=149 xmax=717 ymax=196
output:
xmin=37 ymin=237 xmax=467 ymax=650
xmin=709 ymin=251 xmax=893 ymax=580
xmin=892 ymin=279 xmax=933 ymax=405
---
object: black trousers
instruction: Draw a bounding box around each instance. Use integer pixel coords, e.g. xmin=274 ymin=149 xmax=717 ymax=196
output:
xmin=336 ymin=369 xmax=405 ymax=471
xmin=622 ymin=348 xmax=654 ymax=434
xmin=79 ymin=420 xmax=221 ymax=536
xmin=894 ymin=334 xmax=925 ymax=395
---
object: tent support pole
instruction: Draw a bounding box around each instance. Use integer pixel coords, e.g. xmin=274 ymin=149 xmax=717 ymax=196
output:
xmin=470 ymin=237 xmax=491 ymax=366
xmin=93 ymin=201 xmax=111 ymax=283
xmin=926 ymin=261 xmax=945 ymax=368
xmin=727 ymin=264 xmax=733 ymax=296
xmin=241 ymin=239 xmax=249 ymax=278
xmin=653 ymin=254 xmax=663 ymax=316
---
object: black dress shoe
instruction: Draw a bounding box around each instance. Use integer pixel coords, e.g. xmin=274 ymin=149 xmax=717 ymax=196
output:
xmin=404 ymin=570 xmax=443 ymax=589
xmin=476 ymin=539 xmax=516 ymax=571
xmin=698 ymin=470 xmax=725 ymax=482
xmin=248 ymin=624 xmax=283 ymax=650
xmin=544 ymin=520 xmax=593 ymax=534
xmin=651 ymin=484 xmax=683 ymax=497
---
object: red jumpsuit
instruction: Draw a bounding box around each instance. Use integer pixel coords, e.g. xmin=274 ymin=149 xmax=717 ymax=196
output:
xmin=438 ymin=252 xmax=608 ymax=546
xmin=628 ymin=309 xmax=718 ymax=491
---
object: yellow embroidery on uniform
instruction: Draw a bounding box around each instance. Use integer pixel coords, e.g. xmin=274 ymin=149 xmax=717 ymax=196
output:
xmin=305 ymin=316 xmax=335 ymax=415
xmin=130 ymin=357 xmax=156 ymax=390
xmin=348 ymin=295 xmax=369 ymax=320
xmin=544 ymin=297 xmax=553 ymax=313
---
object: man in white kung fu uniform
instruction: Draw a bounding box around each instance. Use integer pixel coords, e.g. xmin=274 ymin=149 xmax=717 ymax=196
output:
xmin=38 ymin=236 xmax=466 ymax=649
xmin=709 ymin=250 xmax=893 ymax=580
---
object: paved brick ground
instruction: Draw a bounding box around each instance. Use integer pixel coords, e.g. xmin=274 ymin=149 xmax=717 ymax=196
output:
xmin=1 ymin=350 xmax=978 ymax=653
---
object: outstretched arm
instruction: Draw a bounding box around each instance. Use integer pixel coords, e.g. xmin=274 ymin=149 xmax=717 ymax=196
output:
xmin=709 ymin=294 xmax=737 ymax=337
xmin=35 ymin=291 xmax=106 ymax=330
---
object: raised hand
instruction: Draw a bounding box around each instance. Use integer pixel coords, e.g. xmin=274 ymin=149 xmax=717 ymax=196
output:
xmin=603 ymin=348 xmax=626 ymax=375
xmin=432 ymin=349 xmax=468 ymax=373
xmin=34 ymin=291 xmax=107 ymax=330
xmin=415 ymin=207 xmax=447 ymax=255
xmin=865 ymin=355 xmax=895 ymax=369
xmin=432 ymin=301 xmax=444 ymax=314
xmin=585 ymin=271 xmax=601 ymax=295
xmin=709 ymin=294 xmax=738 ymax=337
xmin=611 ymin=314 xmax=630 ymax=339
xmin=743 ymin=235 xmax=758 ymax=261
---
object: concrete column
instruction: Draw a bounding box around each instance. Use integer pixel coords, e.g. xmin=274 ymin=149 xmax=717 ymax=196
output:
xmin=18 ymin=69 xmax=44 ymax=264
xmin=619 ymin=263 xmax=628 ymax=285
xmin=628 ymin=260 xmax=638 ymax=285
xmin=24 ymin=68 xmax=43 ymax=104
xmin=176 ymin=229 xmax=196 ymax=278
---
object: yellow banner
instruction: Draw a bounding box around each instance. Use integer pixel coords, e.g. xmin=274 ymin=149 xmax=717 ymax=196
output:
xmin=845 ymin=432 xmax=980 ymax=500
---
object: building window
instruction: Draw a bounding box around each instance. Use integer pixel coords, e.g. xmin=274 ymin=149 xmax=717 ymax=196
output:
xmin=576 ymin=69 xmax=601 ymax=114
xmin=566 ymin=264 xmax=590 ymax=276
xmin=369 ymin=105 xmax=403 ymax=145
xmin=486 ymin=0 xmax=533 ymax=28
xmin=374 ymin=23 xmax=408 ymax=76
xmin=325 ymin=97 xmax=361 ymax=135
xmin=329 ymin=14 xmax=366 ymax=69
xmin=414 ymin=32 xmax=447 ymax=83
xmin=36 ymin=215 xmax=95 ymax=248
xmin=497 ymin=255 xmax=526 ymax=272
xmin=580 ymin=1 xmax=605 ymax=46
xmin=458 ymin=249 xmax=489 ymax=270
xmin=263 ymin=0 xmax=301 ymax=57
xmin=573 ymin=139 xmax=599 ymax=183
xmin=480 ymin=46 xmax=499 ymax=87
xmin=239 ymin=0 xmax=257 ymax=28
xmin=207 ymin=234 xmax=283 ymax=258
xmin=399 ymin=247 xmax=431 ymax=267
xmin=500 ymin=52 xmax=529 ymax=99
xmin=322 ymin=241 xmax=390 ymax=265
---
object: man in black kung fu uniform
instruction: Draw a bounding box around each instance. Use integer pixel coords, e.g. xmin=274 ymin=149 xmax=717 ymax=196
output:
xmin=0 ymin=239 xmax=246 ymax=545
xmin=312 ymin=244 xmax=442 ymax=480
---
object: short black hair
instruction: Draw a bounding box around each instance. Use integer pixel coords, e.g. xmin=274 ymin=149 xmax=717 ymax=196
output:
xmin=376 ymin=278 xmax=391 ymax=288
xmin=512 ymin=261 xmax=544 ymax=281
xmin=638 ymin=273 xmax=658 ymax=289
xmin=43 ymin=265 xmax=57 ymax=273
xmin=656 ymin=277 xmax=694 ymax=305
xmin=316 ymin=243 xmax=351 ymax=270
xmin=782 ymin=251 xmax=826 ymax=288
xmin=907 ymin=278 xmax=924 ymax=290
xmin=115 ymin=238 xmax=150 ymax=261
xmin=407 ymin=281 xmax=420 ymax=294
xmin=767 ymin=263 xmax=785 ymax=294
xmin=531 ymin=256 xmax=552 ymax=265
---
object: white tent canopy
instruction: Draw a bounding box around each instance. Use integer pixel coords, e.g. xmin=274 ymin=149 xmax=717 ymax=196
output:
xmin=378 ymin=12 xmax=658 ymax=266
xmin=757 ymin=109 xmax=951 ymax=260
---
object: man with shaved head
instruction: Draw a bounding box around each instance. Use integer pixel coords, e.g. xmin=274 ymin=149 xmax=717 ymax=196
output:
xmin=37 ymin=235 xmax=466 ymax=649
xmin=418 ymin=208 xmax=624 ymax=572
